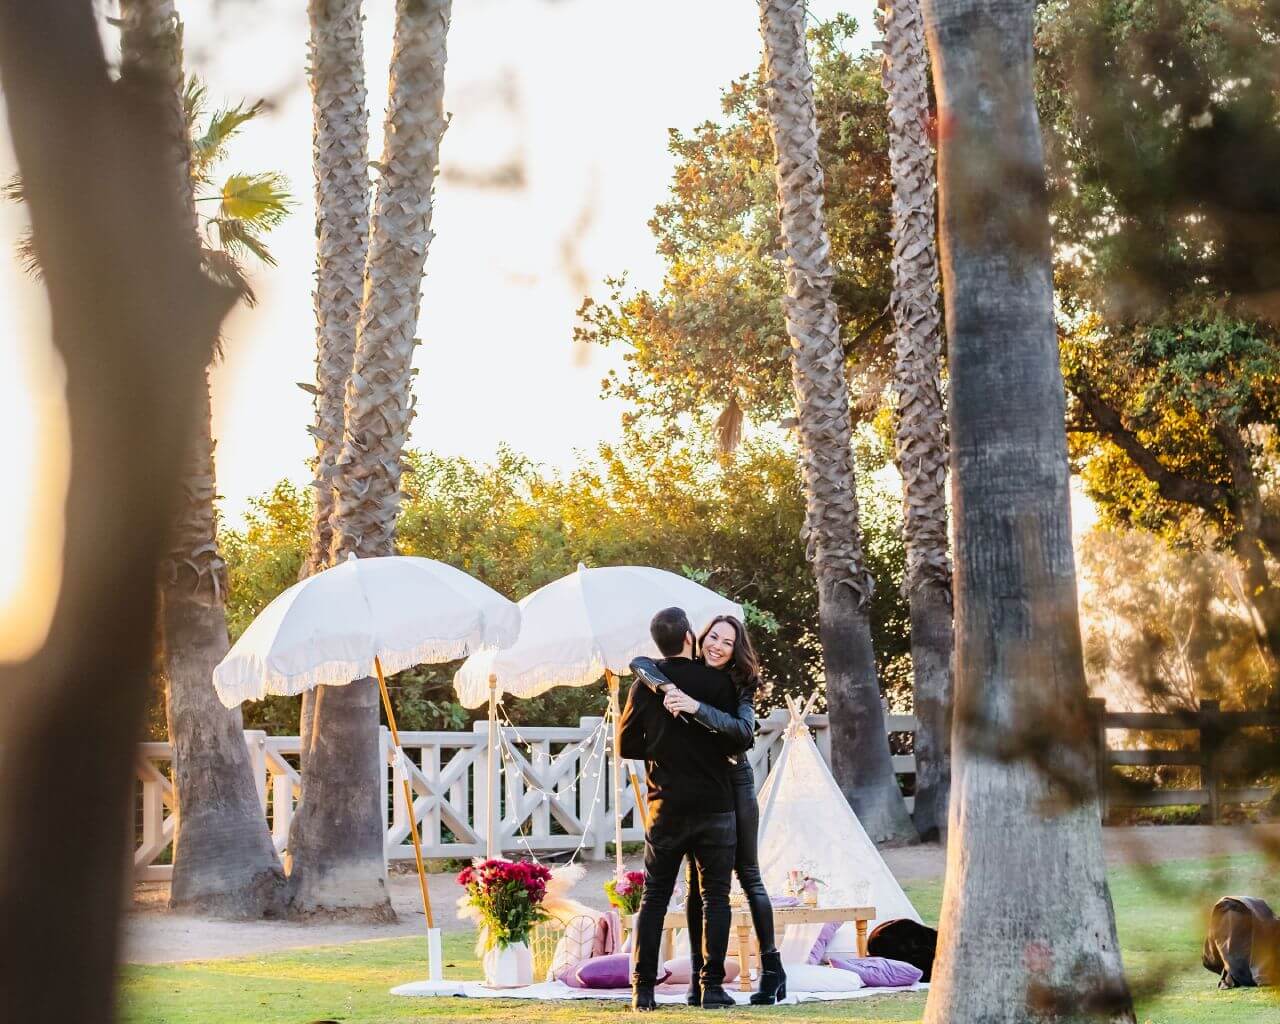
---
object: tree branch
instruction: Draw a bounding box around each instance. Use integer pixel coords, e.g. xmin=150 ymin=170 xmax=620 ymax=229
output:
xmin=1071 ymin=384 xmax=1229 ymax=513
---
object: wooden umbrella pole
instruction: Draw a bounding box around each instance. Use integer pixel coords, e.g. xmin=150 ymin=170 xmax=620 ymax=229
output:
xmin=487 ymin=674 xmax=498 ymax=859
xmin=626 ymin=761 xmax=647 ymax=825
xmin=606 ymin=670 xmax=625 ymax=878
xmin=374 ymin=656 xmax=435 ymax=930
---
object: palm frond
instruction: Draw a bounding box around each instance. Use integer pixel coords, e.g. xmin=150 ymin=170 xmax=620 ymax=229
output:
xmin=192 ymin=99 xmax=267 ymax=176
xmin=15 ymin=229 xmax=43 ymax=280
xmin=209 ymin=215 xmax=277 ymax=268
xmin=218 ymin=172 xmax=292 ymax=229
xmin=716 ymin=394 xmax=745 ymax=455
xmin=202 ymin=246 xmax=256 ymax=309
xmin=5 ymin=177 xmax=43 ymax=277
xmin=4 ymin=174 xmax=25 ymax=205
xmin=183 ymin=76 xmax=208 ymax=134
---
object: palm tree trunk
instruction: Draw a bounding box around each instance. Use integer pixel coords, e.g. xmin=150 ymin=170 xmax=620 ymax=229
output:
xmin=919 ymin=0 xmax=1134 ymax=1019
xmin=119 ymin=0 xmax=285 ymax=917
xmin=877 ymin=0 xmax=954 ymax=843
xmin=297 ymin=0 xmax=372 ymax=772
xmin=288 ymin=0 xmax=451 ymax=916
xmin=757 ymin=0 xmax=916 ymax=845
xmin=0 ymin=0 xmax=237 ymax=1014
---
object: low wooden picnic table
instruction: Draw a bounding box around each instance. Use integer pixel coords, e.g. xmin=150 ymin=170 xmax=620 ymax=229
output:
xmin=629 ymin=904 xmax=875 ymax=992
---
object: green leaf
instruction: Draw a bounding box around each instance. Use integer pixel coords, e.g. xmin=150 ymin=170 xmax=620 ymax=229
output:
xmin=218 ymin=172 xmax=292 ymax=228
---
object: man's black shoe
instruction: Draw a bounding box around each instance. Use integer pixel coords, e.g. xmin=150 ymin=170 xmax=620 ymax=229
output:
xmin=700 ymin=984 xmax=735 ymax=1010
xmin=632 ymin=983 xmax=658 ymax=1012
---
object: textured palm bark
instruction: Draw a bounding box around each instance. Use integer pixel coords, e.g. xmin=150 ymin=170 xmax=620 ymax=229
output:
xmin=297 ymin=0 xmax=372 ymax=770
xmin=289 ymin=0 xmax=452 ymax=916
xmin=159 ymin=384 xmax=287 ymax=916
xmin=757 ymin=0 xmax=916 ymax=844
xmin=120 ymin=0 xmax=285 ymax=916
xmin=302 ymin=0 xmax=370 ymax=581
xmin=919 ymin=0 xmax=1134 ymax=1019
xmin=877 ymin=0 xmax=954 ymax=842
xmin=0 ymin=0 xmax=236 ymax=1016
xmin=904 ymin=580 xmax=952 ymax=841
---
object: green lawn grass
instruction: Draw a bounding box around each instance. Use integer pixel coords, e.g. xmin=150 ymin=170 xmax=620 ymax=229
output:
xmin=120 ymin=856 xmax=1280 ymax=1024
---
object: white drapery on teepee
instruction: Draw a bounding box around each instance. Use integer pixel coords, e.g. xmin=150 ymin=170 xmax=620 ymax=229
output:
xmin=756 ymin=695 xmax=920 ymax=932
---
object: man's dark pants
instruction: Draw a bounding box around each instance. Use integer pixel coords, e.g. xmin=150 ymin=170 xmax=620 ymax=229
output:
xmin=632 ymin=810 xmax=736 ymax=987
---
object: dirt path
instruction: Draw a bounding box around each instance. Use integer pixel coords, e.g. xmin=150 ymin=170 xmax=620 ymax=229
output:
xmin=121 ymin=824 xmax=1279 ymax=965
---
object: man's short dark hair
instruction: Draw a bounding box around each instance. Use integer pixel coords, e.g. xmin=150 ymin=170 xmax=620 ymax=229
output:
xmin=650 ymin=606 xmax=693 ymax=657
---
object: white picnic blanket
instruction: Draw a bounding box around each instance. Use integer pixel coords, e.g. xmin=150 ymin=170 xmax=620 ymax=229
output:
xmin=390 ymin=979 xmax=927 ymax=1003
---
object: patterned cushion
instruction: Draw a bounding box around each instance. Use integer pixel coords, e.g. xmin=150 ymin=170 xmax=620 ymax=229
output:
xmin=547 ymin=915 xmax=597 ymax=981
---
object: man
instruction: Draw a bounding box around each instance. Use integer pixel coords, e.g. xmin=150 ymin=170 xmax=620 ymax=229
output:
xmin=620 ymin=607 xmax=739 ymax=1011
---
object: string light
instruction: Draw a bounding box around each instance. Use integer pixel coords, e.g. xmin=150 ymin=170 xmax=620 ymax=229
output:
xmin=387 ymin=704 xmax=628 ymax=867
xmin=490 ymin=707 xmax=611 ymax=867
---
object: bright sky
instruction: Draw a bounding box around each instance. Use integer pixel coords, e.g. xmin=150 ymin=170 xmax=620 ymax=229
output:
xmin=0 ymin=0 xmax=870 ymax=656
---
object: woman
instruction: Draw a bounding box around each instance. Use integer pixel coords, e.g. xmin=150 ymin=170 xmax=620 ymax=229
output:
xmin=630 ymin=615 xmax=785 ymax=1006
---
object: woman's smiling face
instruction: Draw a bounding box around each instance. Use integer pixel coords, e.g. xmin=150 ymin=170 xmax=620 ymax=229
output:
xmin=702 ymin=620 xmax=737 ymax=669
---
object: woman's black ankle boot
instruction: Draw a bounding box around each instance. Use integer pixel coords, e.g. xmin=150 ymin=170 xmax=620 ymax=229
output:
xmin=750 ymin=951 xmax=786 ymax=1005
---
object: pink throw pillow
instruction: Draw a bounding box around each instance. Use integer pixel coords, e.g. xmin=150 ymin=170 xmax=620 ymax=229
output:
xmin=662 ymin=957 xmax=742 ymax=984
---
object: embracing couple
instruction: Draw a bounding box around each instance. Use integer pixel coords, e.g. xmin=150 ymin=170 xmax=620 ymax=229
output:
xmin=618 ymin=607 xmax=783 ymax=1011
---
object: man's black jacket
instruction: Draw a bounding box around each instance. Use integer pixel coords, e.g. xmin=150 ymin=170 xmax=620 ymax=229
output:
xmin=618 ymin=656 xmax=737 ymax=818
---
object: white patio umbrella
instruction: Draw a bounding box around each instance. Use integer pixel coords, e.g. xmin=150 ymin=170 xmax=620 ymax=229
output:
xmin=214 ymin=553 xmax=520 ymax=705
xmin=453 ymin=564 xmax=743 ymax=873
xmin=213 ymin=553 xmax=519 ymax=987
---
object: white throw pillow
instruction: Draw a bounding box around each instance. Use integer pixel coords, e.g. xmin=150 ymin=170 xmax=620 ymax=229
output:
xmin=782 ymin=963 xmax=865 ymax=993
xmin=823 ymin=922 xmax=861 ymax=956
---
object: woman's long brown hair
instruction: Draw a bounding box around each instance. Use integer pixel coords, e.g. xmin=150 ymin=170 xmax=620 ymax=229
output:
xmin=699 ymin=614 xmax=761 ymax=694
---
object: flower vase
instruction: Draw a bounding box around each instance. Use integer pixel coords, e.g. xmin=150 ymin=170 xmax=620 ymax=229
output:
xmin=483 ymin=941 xmax=533 ymax=988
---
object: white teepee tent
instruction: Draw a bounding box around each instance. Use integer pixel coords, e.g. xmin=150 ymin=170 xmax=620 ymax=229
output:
xmin=756 ymin=694 xmax=920 ymax=942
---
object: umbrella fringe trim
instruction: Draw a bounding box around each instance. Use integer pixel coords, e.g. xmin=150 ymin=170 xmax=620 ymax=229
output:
xmin=453 ymin=636 xmax=664 ymax=709
xmin=213 ymin=634 xmax=495 ymax=707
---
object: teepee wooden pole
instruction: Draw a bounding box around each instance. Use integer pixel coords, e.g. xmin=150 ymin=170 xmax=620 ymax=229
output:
xmin=374 ymin=656 xmax=434 ymax=929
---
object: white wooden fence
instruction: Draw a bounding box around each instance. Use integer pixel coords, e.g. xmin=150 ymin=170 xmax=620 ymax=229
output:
xmin=133 ymin=710 xmax=918 ymax=881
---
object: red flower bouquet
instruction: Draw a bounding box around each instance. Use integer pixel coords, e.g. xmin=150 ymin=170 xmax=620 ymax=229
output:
xmin=456 ymin=858 xmax=552 ymax=951
xmin=604 ymin=870 xmax=646 ymax=915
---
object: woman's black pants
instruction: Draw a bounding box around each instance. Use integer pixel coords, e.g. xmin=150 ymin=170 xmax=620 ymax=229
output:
xmin=686 ymin=758 xmax=776 ymax=958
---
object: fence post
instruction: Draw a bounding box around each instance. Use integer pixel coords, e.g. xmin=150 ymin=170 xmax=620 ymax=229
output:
xmin=473 ymin=719 xmax=498 ymax=857
xmin=244 ymin=730 xmax=268 ymax=812
xmin=814 ymin=714 xmax=833 ymax=767
xmin=1087 ymin=698 xmax=1109 ymax=824
xmin=1199 ymin=699 xmax=1223 ymax=825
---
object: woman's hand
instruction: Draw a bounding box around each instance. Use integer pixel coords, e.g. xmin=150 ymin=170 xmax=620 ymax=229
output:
xmin=663 ymin=687 xmax=699 ymax=716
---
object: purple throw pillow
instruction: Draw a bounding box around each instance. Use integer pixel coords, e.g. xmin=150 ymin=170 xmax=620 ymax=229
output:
xmin=807 ymin=921 xmax=841 ymax=964
xmin=827 ymin=955 xmax=923 ymax=988
xmin=572 ymin=953 xmax=669 ymax=990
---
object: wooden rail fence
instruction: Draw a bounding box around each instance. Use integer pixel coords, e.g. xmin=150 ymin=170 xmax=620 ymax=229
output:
xmin=133 ymin=701 xmax=1276 ymax=880
xmin=1090 ymin=698 xmax=1279 ymax=824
